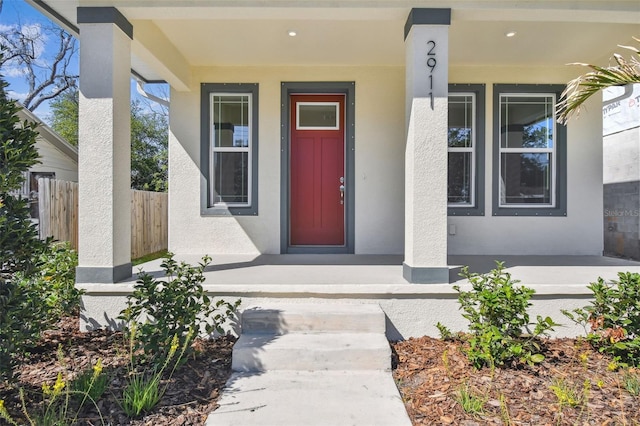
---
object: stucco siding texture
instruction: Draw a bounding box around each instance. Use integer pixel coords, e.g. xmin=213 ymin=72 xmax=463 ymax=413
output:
xmin=169 ymin=66 xmax=405 ymax=255
xmin=169 ymin=64 xmax=604 ymax=256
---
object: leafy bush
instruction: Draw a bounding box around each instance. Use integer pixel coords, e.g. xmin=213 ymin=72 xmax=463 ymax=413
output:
xmin=443 ymin=261 xmax=558 ymax=369
xmin=0 ymin=72 xmax=45 ymax=284
xmin=0 ymin=67 xmax=49 ymax=381
xmin=0 ymin=276 xmax=50 ymax=381
xmin=563 ymin=272 xmax=640 ymax=367
xmin=119 ymin=253 xmax=240 ymax=362
xmin=32 ymin=242 xmax=82 ymax=319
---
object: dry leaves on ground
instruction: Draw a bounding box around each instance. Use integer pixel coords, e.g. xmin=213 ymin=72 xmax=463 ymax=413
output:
xmin=392 ymin=336 xmax=640 ymax=425
xmin=0 ymin=317 xmax=235 ymax=426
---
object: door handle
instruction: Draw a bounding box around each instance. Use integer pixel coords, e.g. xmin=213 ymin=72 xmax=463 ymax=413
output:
xmin=339 ymin=184 xmax=345 ymax=205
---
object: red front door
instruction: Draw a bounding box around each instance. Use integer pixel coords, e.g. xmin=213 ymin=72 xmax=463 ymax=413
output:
xmin=290 ymin=94 xmax=345 ymax=246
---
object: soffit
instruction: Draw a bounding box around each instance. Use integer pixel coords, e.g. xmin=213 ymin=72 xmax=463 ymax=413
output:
xmin=31 ymin=1 xmax=640 ymax=82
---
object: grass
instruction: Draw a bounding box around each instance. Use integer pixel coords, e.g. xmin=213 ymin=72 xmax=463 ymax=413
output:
xmin=132 ymin=250 xmax=169 ymax=266
xmin=455 ymin=384 xmax=485 ymax=415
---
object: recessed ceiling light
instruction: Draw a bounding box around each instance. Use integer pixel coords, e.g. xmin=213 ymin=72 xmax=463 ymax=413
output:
xmin=288 ymin=30 xmax=297 ymax=37
xmin=505 ymin=31 xmax=517 ymax=38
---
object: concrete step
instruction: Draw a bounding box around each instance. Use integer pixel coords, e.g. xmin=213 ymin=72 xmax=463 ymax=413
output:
xmin=232 ymin=332 xmax=392 ymax=372
xmin=207 ymin=370 xmax=412 ymax=426
xmin=241 ymin=303 xmax=386 ymax=334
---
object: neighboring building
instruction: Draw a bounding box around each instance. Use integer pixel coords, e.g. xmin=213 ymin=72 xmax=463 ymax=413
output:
xmin=603 ymin=83 xmax=640 ymax=261
xmin=13 ymin=105 xmax=78 ymax=218
xmin=28 ymin=0 xmax=640 ymax=336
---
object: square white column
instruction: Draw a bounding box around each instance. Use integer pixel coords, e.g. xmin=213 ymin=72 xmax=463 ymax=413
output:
xmin=76 ymin=8 xmax=132 ymax=283
xmin=403 ymin=9 xmax=450 ymax=283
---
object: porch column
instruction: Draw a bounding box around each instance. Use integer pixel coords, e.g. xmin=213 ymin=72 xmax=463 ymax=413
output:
xmin=403 ymin=9 xmax=450 ymax=284
xmin=76 ymin=8 xmax=132 ymax=283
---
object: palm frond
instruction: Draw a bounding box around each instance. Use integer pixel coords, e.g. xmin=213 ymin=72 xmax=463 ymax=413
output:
xmin=557 ymin=38 xmax=640 ymax=124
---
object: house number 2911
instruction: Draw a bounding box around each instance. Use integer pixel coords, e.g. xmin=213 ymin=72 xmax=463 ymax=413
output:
xmin=427 ymin=40 xmax=436 ymax=109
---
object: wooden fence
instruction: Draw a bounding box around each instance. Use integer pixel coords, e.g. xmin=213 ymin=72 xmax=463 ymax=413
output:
xmin=38 ymin=178 xmax=168 ymax=259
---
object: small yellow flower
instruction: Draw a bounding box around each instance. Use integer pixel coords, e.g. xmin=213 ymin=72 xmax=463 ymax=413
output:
xmin=597 ymin=379 xmax=605 ymax=388
xmin=93 ymin=359 xmax=103 ymax=377
xmin=42 ymin=382 xmax=52 ymax=395
xmin=52 ymin=372 xmax=66 ymax=395
xmin=169 ymin=335 xmax=179 ymax=354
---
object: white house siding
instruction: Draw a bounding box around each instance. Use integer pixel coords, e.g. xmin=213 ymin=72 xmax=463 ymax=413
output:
xmin=168 ymin=65 xmax=406 ymax=255
xmin=447 ymin=66 xmax=604 ymax=256
xmin=31 ymin=138 xmax=78 ymax=183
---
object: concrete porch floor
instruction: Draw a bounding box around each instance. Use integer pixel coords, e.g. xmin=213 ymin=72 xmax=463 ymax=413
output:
xmin=80 ymin=254 xmax=640 ymax=338
xmin=129 ymin=254 xmax=640 ymax=288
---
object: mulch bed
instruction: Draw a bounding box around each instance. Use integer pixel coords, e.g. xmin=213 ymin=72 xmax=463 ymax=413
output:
xmin=0 ymin=317 xmax=235 ymax=425
xmin=4 ymin=319 xmax=640 ymax=425
xmin=392 ymin=336 xmax=640 ymax=425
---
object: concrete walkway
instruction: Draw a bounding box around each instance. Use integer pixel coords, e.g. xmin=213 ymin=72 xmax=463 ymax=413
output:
xmin=205 ymin=304 xmax=412 ymax=426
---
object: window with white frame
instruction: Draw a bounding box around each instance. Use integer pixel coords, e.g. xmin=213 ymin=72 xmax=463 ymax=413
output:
xmin=448 ymin=84 xmax=485 ymax=216
xmin=211 ymin=93 xmax=251 ymax=206
xmin=493 ymin=84 xmax=566 ymax=216
xmin=201 ymin=83 xmax=258 ymax=216
xmin=448 ymin=93 xmax=475 ymax=206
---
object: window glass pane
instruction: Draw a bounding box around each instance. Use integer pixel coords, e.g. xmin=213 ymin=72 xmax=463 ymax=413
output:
xmin=448 ymin=152 xmax=472 ymax=204
xmin=500 ymin=153 xmax=551 ymax=204
xmin=213 ymin=95 xmax=250 ymax=148
xmin=298 ymin=103 xmax=338 ymax=128
xmin=500 ymin=95 xmax=554 ymax=149
xmin=213 ymin=152 xmax=249 ymax=204
xmin=448 ymin=95 xmax=473 ymax=148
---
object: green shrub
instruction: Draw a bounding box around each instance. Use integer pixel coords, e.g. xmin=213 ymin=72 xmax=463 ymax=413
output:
xmin=0 ymin=70 xmax=45 ymax=284
xmin=563 ymin=272 xmax=640 ymax=367
xmin=448 ymin=261 xmax=558 ymax=369
xmin=33 ymin=242 xmax=82 ymax=319
xmin=0 ymin=66 xmax=49 ymax=381
xmin=119 ymin=253 xmax=240 ymax=363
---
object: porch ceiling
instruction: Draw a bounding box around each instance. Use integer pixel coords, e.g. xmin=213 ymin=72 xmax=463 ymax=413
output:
xmin=35 ymin=1 xmax=640 ymax=83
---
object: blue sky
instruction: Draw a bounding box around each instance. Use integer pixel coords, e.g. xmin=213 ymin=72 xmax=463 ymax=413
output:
xmin=0 ymin=0 xmax=78 ymax=120
xmin=1 ymin=0 xmax=167 ymax=124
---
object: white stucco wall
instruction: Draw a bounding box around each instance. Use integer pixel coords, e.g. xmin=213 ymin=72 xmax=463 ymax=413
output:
xmin=169 ymin=64 xmax=604 ymax=257
xmin=169 ymin=66 xmax=406 ymax=255
xmin=447 ymin=66 xmax=604 ymax=256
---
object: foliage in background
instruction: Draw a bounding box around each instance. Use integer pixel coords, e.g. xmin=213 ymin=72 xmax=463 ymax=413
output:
xmin=131 ymin=101 xmax=167 ymax=192
xmin=49 ymin=88 xmax=168 ymax=192
xmin=119 ymin=253 xmax=240 ymax=364
xmin=557 ymin=37 xmax=640 ymax=124
xmin=439 ymin=262 xmax=558 ymax=369
xmin=563 ymin=272 xmax=640 ymax=367
xmin=47 ymin=89 xmax=78 ymax=146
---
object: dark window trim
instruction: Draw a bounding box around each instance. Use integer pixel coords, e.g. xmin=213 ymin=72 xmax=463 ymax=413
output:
xmin=448 ymin=84 xmax=485 ymax=216
xmin=200 ymin=83 xmax=259 ymax=216
xmin=280 ymin=82 xmax=356 ymax=254
xmin=492 ymin=84 xmax=567 ymax=217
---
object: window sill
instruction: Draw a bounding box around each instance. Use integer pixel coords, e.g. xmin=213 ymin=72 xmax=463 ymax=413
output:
xmin=201 ymin=206 xmax=258 ymax=216
xmin=492 ymin=207 xmax=566 ymax=217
